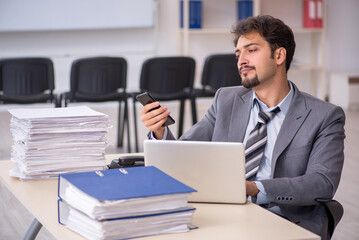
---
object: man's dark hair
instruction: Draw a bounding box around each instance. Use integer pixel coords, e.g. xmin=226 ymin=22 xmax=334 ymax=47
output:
xmin=232 ymin=15 xmax=296 ymax=72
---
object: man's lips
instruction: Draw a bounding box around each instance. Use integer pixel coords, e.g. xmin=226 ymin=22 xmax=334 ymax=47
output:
xmin=240 ymin=66 xmax=255 ymax=75
xmin=241 ymin=68 xmax=252 ymax=74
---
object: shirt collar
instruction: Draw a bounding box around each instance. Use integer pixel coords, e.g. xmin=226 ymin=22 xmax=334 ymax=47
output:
xmin=251 ymin=81 xmax=294 ymax=115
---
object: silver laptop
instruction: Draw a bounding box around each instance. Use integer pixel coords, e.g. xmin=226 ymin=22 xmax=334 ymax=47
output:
xmin=144 ymin=140 xmax=246 ymax=204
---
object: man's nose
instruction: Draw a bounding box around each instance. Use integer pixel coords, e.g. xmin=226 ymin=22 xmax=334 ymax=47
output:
xmin=238 ymin=55 xmax=248 ymax=68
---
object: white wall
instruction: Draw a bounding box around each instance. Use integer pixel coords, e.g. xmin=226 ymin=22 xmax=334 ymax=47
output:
xmin=0 ymin=0 xmax=154 ymax=31
xmin=0 ymin=0 xmax=179 ymax=93
xmin=325 ymin=0 xmax=359 ymax=73
xmin=325 ymin=0 xmax=359 ymax=107
xmin=0 ymin=0 xmax=358 ymax=97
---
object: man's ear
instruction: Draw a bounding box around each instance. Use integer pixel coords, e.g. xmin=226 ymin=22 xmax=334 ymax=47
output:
xmin=275 ymin=47 xmax=286 ymax=66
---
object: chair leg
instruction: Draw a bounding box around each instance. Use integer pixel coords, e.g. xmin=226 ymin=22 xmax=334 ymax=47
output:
xmin=22 ymin=218 xmax=42 ymax=240
xmin=133 ymin=99 xmax=139 ymax=152
xmin=117 ymin=102 xmax=125 ymax=148
xmin=59 ymin=94 xmax=63 ymax=108
xmin=124 ymin=100 xmax=131 ymax=153
xmin=178 ymin=99 xmax=185 ymax=139
xmin=54 ymin=94 xmax=61 ymax=108
xmin=191 ymin=97 xmax=198 ymax=124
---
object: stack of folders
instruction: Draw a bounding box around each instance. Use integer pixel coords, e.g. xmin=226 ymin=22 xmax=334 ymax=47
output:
xmin=58 ymin=166 xmax=197 ymax=240
xmin=8 ymin=106 xmax=110 ymax=180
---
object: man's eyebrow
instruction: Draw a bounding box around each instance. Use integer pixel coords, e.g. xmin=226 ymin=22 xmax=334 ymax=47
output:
xmin=236 ymin=43 xmax=260 ymax=53
xmin=243 ymin=43 xmax=259 ymax=48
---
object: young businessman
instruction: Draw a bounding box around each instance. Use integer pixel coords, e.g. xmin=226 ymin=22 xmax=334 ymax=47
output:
xmin=140 ymin=15 xmax=345 ymax=239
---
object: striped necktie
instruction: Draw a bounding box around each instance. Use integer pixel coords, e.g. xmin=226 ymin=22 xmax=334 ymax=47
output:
xmin=245 ymin=107 xmax=280 ymax=180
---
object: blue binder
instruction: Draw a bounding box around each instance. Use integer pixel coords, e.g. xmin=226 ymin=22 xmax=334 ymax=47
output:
xmin=58 ymin=199 xmax=195 ymax=224
xmin=58 ymin=166 xmax=196 ymax=201
xmin=180 ymin=0 xmax=202 ymax=29
xmin=58 ymin=166 xmax=197 ymax=239
xmin=237 ymin=0 xmax=253 ymax=20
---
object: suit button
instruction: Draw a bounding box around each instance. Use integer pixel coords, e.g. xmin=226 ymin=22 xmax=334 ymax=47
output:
xmin=277 ymin=197 xmax=281 ymax=201
xmin=289 ymin=197 xmax=293 ymax=201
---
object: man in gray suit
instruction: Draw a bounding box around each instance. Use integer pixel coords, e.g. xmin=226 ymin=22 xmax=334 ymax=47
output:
xmin=140 ymin=15 xmax=345 ymax=239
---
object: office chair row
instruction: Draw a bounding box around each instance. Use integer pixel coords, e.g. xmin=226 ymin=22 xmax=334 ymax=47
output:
xmin=0 ymin=55 xmax=242 ymax=152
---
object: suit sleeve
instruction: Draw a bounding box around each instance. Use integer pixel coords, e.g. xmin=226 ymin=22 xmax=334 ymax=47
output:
xmin=164 ymin=89 xmax=221 ymax=141
xmin=261 ymin=105 xmax=346 ymax=206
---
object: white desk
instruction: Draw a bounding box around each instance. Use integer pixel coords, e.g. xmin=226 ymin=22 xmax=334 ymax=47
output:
xmin=0 ymin=154 xmax=319 ymax=240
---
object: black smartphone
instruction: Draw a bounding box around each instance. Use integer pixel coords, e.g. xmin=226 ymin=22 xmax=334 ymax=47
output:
xmin=136 ymin=92 xmax=175 ymax=126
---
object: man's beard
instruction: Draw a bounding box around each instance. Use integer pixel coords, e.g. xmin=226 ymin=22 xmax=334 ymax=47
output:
xmin=241 ymin=74 xmax=260 ymax=89
xmin=239 ymin=65 xmax=260 ymax=89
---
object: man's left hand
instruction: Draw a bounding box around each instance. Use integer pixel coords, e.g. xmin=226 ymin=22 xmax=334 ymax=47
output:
xmin=246 ymin=181 xmax=259 ymax=197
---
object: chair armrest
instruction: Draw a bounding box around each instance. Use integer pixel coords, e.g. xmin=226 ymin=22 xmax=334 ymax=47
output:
xmin=316 ymin=198 xmax=344 ymax=238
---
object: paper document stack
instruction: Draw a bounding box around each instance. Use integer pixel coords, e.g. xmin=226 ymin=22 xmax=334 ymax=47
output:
xmin=58 ymin=166 xmax=197 ymax=240
xmin=8 ymin=106 xmax=110 ymax=180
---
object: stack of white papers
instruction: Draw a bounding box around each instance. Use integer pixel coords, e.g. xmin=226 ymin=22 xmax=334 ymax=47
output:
xmin=8 ymin=106 xmax=110 ymax=180
xmin=59 ymin=201 xmax=194 ymax=240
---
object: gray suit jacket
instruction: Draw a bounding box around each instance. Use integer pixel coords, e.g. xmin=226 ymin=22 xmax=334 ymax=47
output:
xmin=165 ymin=82 xmax=345 ymax=239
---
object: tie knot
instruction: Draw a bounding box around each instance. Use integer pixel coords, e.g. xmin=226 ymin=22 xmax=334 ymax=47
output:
xmin=258 ymin=107 xmax=280 ymax=124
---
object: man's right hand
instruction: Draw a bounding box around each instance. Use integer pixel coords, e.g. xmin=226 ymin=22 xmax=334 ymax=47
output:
xmin=140 ymin=101 xmax=171 ymax=140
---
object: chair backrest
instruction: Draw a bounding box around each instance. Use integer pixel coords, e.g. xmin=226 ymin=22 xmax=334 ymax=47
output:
xmin=0 ymin=57 xmax=54 ymax=95
xmin=321 ymin=199 xmax=344 ymax=239
xmin=139 ymin=57 xmax=195 ymax=98
xmin=201 ymin=54 xmax=241 ymax=90
xmin=70 ymin=57 xmax=127 ymax=97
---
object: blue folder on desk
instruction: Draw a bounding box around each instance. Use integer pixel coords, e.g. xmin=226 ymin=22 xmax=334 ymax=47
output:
xmin=58 ymin=166 xmax=196 ymax=201
xmin=58 ymin=166 xmax=197 ymax=221
xmin=58 ymin=166 xmax=197 ymax=239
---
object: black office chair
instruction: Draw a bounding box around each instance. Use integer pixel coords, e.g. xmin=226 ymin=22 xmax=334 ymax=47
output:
xmin=191 ymin=54 xmax=242 ymax=123
xmin=0 ymin=57 xmax=59 ymax=107
xmin=132 ymin=56 xmax=196 ymax=151
xmin=316 ymin=199 xmax=344 ymax=239
xmin=61 ymin=57 xmax=130 ymax=152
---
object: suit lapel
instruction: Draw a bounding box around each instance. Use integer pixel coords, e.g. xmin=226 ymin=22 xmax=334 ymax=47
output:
xmin=271 ymin=84 xmax=311 ymax=177
xmin=228 ymin=90 xmax=252 ymax=142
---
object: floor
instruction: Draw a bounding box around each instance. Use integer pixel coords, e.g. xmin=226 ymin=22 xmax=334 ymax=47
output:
xmin=0 ymin=101 xmax=358 ymax=240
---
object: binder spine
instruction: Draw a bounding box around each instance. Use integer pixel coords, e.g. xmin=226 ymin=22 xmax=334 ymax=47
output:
xmin=180 ymin=0 xmax=202 ymax=29
xmin=58 ymin=199 xmax=65 ymax=225
xmin=303 ymin=0 xmax=323 ymax=28
xmin=315 ymin=0 xmax=323 ymax=28
xmin=237 ymin=0 xmax=253 ymax=21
